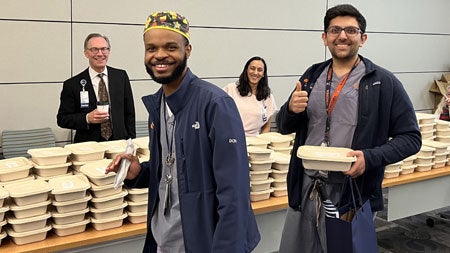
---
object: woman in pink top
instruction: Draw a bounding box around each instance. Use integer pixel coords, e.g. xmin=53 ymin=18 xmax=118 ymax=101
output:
xmin=224 ymin=56 xmax=277 ymax=136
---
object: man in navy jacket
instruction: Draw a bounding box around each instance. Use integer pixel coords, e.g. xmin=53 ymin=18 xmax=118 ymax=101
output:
xmin=277 ymin=4 xmax=421 ymax=252
xmin=107 ymin=12 xmax=260 ymax=252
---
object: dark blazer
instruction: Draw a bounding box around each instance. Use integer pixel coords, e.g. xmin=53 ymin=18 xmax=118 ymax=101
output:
xmin=57 ymin=66 xmax=136 ymax=143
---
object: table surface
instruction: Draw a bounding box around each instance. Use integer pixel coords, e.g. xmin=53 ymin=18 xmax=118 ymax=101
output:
xmin=3 ymin=166 xmax=450 ymax=252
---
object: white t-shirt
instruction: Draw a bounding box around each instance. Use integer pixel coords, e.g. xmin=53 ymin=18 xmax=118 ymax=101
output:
xmin=224 ymin=82 xmax=277 ymax=136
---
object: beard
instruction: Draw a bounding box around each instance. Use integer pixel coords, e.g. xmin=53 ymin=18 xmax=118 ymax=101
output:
xmin=145 ymin=55 xmax=187 ymax=84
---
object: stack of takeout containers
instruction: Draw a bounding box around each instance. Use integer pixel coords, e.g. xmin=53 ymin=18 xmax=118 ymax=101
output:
xmin=435 ymin=119 xmax=450 ymax=143
xmin=0 ymin=157 xmax=33 ymax=185
xmin=64 ymin=141 xmax=107 ymax=173
xmin=416 ymin=113 xmax=437 ymax=141
xmin=256 ymin=132 xmax=294 ymax=155
xmin=48 ymin=174 xmax=91 ymax=236
xmin=4 ymin=179 xmax=52 ymax=245
xmin=414 ymin=146 xmax=436 ymax=172
xmin=247 ymin=146 xmax=274 ymax=202
xmin=399 ymin=155 xmax=417 ymax=175
xmin=384 ymin=161 xmax=403 ymax=178
xmin=125 ymin=187 xmax=148 ymax=224
xmin=28 ymin=147 xmax=72 ymax=180
xmin=269 ymin=152 xmax=290 ymax=197
xmin=80 ymin=159 xmax=128 ymax=230
xmin=422 ymin=139 xmax=449 ymax=169
xmin=133 ymin=137 xmax=150 ymax=160
xmin=0 ymin=187 xmax=9 ymax=246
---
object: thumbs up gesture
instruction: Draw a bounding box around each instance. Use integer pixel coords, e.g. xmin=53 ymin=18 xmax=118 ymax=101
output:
xmin=288 ymin=81 xmax=309 ymax=113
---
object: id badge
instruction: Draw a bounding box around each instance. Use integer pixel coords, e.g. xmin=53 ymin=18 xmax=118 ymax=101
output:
xmin=80 ymin=91 xmax=89 ymax=108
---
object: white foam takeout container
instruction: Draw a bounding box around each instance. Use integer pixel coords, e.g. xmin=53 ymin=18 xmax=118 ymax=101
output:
xmin=51 ymin=218 xmax=90 ymax=237
xmin=90 ymin=201 xmax=127 ymax=220
xmin=80 ymin=159 xmax=116 ymax=186
xmin=297 ymin=145 xmax=356 ymax=172
xmin=250 ymin=177 xmax=274 ymax=192
xmin=4 ymin=179 xmax=52 ymax=206
xmin=250 ymin=188 xmax=273 ymax=202
xmin=7 ymin=224 xmax=52 ymax=245
xmin=247 ymin=146 xmax=273 ymax=161
xmin=9 ymin=199 xmax=50 ymax=219
xmin=52 ymin=193 xmax=92 ymax=213
xmin=246 ymin=136 xmax=270 ymax=149
xmin=133 ymin=137 xmax=150 ymax=156
xmin=126 ymin=211 xmax=147 ymax=224
xmin=33 ymin=162 xmax=72 ymax=177
xmin=0 ymin=157 xmax=32 ymax=182
xmin=48 ymin=174 xmax=91 ymax=202
xmin=90 ymin=213 xmax=127 ymax=231
xmin=64 ymin=141 xmax=106 ymax=162
xmin=90 ymin=189 xmax=128 ymax=209
xmin=126 ymin=187 xmax=149 ymax=202
xmin=255 ymin=132 xmax=293 ymax=148
xmin=127 ymin=200 xmax=148 ymax=213
xmin=90 ymin=182 xmax=123 ymax=198
xmin=27 ymin=147 xmax=71 ymax=166
xmin=270 ymin=152 xmax=290 ymax=171
xmin=98 ymin=140 xmax=130 ymax=160
xmin=7 ymin=212 xmax=51 ymax=233
xmin=51 ymin=207 xmax=89 ymax=225
xmin=249 ymin=160 xmax=274 ymax=171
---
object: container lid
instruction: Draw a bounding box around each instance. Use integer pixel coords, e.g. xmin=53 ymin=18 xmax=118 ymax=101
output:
xmin=98 ymin=140 xmax=127 ymax=154
xmin=415 ymin=113 xmax=436 ymax=121
xmin=268 ymin=145 xmax=292 ymax=151
xmin=90 ymin=189 xmax=127 ymax=203
xmin=0 ymin=175 xmax=35 ymax=187
xmin=126 ymin=187 xmax=148 ymax=195
xmin=51 ymin=207 xmax=89 ymax=218
xmin=249 ymin=159 xmax=274 ymax=165
xmin=422 ymin=139 xmax=449 ymax=149
xmin=250 ymin=188 xmax=274 ymax=195
xmin=48 ymin=175 xmax=91 ymax=195
xmin=27 ymin=147 xmax=71 ymax=159
xmin=52 ymin=193 xmax=92 ymax=206
xmin=133 ymin=137 xmax=149 ymax=149
xmin=0 ymin=157 xmax=32 ymax=174
xmin=90 ymin=182 xmax=118 ymax=191
xmin=0 ymin=205 xmax=10 ymax=213
xmin=416 ymin=155 xmax=434 ymax=160
xmin=249 ymin=169 xmax=272 ymax=175
xmin=7 ymin=212 xmax=51 ymax=224
xmin=419 ymin=122 xmax=436 ymax=128
xmin=33 ymin=162 xmax=72 ymax=170
xmin=127 ymin=200 xmax=148 ymax=206
xmin=51 ymin=218 xmax=90 ymax=229
xmin=256 ymin=132 xmax=294 ymax=143
xmin=402 ymin=155 xmax=417 ymax=162
xmin=436 ymin=119 xmax=450 ymax=126
xmin=90 ymin=201 xmax=127 ymax=213
xmin=6 ymin=224 xmax=52 ymax=237
xmin=270 ymin=169 xmax=288 ymax=174
xmin=250 ymin=178 xmax=274 ymax=186
xmin=0 ymin=187 xmax=9 ymax=199
xmin=247 ymin=146 xmax=272 ymax=155
xmin=246 ymin=136 xmax=270 ymax=146
xmin=0 ymin=219 xmax=6 ymax=227
xmin=9 ymin=199 xmax=51 ymax=211
xmin=272 ymin=178 xmax=286 ymax=183
xmin=270 ymin=152 xmax=291 ymax=164
xmin=4 ymin=179 xmax=52 ymax=198
xmin=90 ymin=212 xmax=127 ymax=223
xmin=64 ymin=141 xmax=106 ymax=155
xmin=126 ymin=211 xmax=147 ymax=217
xmin=272 ymin=186 xmax=288 ymax=191
xmin=0 ymin=231 xmax=6 ymax=240
xmin=80 ymin=159 xmax=116 ymax=179
xmin=297 ymin=145 xmax=356 ymax=163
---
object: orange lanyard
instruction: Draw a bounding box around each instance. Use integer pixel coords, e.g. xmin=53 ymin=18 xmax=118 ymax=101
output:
xmin=323 ymin=58 xmax=360 ymax=146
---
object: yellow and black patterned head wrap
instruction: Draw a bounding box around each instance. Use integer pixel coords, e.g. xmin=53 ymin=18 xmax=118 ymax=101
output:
xmin=144 ymin=11 xmax=190 ymax=40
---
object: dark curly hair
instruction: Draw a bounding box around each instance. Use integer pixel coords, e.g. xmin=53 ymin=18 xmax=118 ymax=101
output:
xmin=237 ymin=56 xmax=270 ymax=101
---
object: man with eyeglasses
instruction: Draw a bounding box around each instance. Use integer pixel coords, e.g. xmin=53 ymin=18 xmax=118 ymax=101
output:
xmin=277 ymin=4 xmax=421 ymax=252
xmin=57 ymin=33 xmax=136 ymax=143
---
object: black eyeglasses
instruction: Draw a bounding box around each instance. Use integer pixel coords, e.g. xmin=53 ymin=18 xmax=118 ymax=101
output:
xmin=87 ymin=47 xmax=110 ymax=54
xmin=326 ymin=26 xmax=362 ymax=36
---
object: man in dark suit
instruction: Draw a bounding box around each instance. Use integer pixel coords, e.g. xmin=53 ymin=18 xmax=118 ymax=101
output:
xmin=57 ymin=33 xmax=136 ymax=143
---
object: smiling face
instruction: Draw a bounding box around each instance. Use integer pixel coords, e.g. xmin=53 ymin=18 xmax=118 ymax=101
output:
xmin=246 ymin=60 xmax=265 ymax=86
xmin=84 ymin=37 xmax=110 ymax=73
xmin=144 ymin=28 xmax=191 ymax=88
xmin=322 ymin=16 xmax=367 ymax=64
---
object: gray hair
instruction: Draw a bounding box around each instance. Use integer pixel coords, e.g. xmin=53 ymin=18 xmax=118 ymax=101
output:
xmin=83 ymin=33 xmax=111 ymax=50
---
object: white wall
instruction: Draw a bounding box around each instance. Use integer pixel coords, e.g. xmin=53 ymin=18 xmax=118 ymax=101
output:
xmin=1 ymin=0 xmax=449 ymax=147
